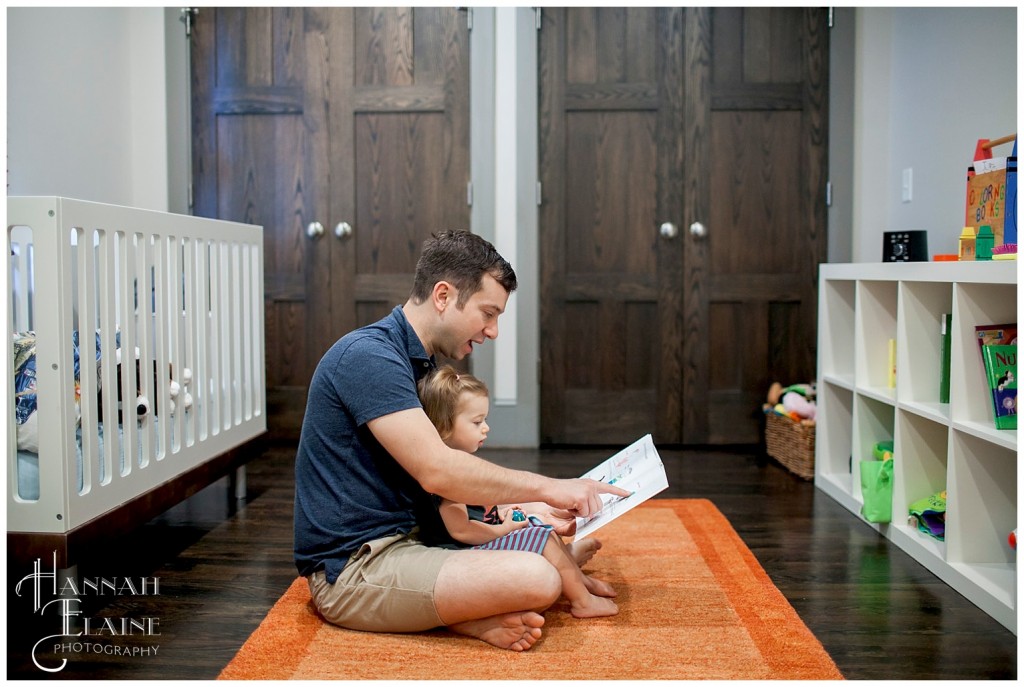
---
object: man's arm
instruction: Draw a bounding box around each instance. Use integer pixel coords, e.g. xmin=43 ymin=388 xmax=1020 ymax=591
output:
xmin=368 ymin=408 xmax=629 ymax=518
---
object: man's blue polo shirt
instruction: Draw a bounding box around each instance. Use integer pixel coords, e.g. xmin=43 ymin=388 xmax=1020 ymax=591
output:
xmin=293 ymin=306 xmax=436 ymax=582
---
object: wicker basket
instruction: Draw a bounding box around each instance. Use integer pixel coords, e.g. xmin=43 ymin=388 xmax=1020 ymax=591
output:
xmin=763 ymin=405 xmax=816 ymax=480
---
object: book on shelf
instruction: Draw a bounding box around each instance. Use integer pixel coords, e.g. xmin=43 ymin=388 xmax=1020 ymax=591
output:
xmin=887 ymin=338 xmax=896 ymax=388
xmin=980 ymin=344 xmax=1017 ymax=429
xmin=975 ymin=323 xmax=1017 ymax=349
xmin=974 ymin=323 xmax=1017 ymax=429
xmin=939 ymin=313 xmax=952 ymax=404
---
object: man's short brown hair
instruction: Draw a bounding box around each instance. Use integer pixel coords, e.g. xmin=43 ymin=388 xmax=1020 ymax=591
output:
xmin=409 ymin=231 xmax=517 ymax=307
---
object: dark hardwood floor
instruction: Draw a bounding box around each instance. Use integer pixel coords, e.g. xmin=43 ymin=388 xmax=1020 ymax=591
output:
xmin=7 ymin=440 xmax=1017 ymax=680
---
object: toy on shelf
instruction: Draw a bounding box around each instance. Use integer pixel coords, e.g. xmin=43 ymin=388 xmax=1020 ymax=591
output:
xmin=992 ymin=243 xmax=1017 ymax=260
xmin=965 ymin=135 xmax=1017 ymax=251
xmin=861 ymin=441 xmax=895 ymax=523
xmin=908 ymin=490 xmax=946 ymax=541
xmin=976 ymin=225 xmax=995 ymax=260
xmin=959 ymin=226 xmax=977 ymax=261
xmin=872 ymin=440 xmax=894 ymax=462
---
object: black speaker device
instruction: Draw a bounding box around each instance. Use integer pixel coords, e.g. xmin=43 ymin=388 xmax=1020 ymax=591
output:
xmin=883 ymin=230 xmax=928 ymax=262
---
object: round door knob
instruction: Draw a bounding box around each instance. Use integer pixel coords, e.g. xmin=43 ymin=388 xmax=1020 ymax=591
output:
xmin=659 ymin=222 xmax=678 ymax=239
xmin=306 ymin=221 xmax=324 ymax=239
xmin=689 ymin=221 xmax=707 ymax=238
xmin=334 ymin=221 xmax=353 ymax=239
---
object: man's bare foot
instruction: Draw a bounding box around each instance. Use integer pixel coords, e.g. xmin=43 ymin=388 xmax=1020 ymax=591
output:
xmin=583 ymin=574 xmax=617 ymax=598
xmin=570 ymin=593 xmax=618 ymax=619
xmin=448 ymin=612 xmax=545 ymax=652
xmin=567 ymin=538 xmax=602 ymax=567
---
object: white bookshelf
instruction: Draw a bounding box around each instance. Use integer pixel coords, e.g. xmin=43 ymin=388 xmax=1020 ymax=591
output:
xmin=816 ymin=261 xmax=1017 ymax=633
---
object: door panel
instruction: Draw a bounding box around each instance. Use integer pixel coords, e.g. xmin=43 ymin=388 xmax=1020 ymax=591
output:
xmin=709 ymin=111 xmax=803 ymax=275
xmin=693 ymin=8 xmax=828 ymax=444
xmin=192 ymin=7 xmax=469 ymax=437
xmin=565 ymin=112 xmax=658 ymax=275
xmin=541 ymin=7 xmax=827 ymax=445
xmin=540 ymin=7 xmax=685 ymax=445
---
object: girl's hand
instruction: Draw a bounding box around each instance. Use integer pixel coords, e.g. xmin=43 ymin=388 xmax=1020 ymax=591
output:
xmin=499 ymin=506 xmax=522 ymax=523
xmin=499 ymin=507 xmax=529 ymax=534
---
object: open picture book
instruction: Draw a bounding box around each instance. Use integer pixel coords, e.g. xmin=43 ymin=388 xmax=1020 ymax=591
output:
xmin=573 ymin=434 xmax=669 ymax=541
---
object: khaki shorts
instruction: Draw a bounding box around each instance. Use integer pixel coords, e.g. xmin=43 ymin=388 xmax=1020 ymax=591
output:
xmin=307 ymin=531 xmax=456 ymax=633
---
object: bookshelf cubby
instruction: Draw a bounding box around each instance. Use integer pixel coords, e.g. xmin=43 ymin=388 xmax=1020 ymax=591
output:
xmin=816 ymin=261 xmax=1017 ymax=633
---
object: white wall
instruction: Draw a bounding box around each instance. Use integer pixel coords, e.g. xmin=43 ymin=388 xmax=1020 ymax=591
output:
xmin=850 ymin=7 xmax=1017 ymax=262
xmin=6 ymin=7 xmax=177 ymax=211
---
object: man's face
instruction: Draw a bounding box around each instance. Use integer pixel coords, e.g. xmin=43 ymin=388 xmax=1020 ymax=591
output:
xmin=437 ymin=274 xmax=509 ymax=360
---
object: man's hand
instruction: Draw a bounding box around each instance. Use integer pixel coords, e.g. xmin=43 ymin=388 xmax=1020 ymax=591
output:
xmin=559 ymin=478 xmax=631 ymax=519
xmin=519 ymin=505 xmax=577 ymax=536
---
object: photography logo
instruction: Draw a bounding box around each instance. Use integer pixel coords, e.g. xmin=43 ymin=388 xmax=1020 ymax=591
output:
xmin=15 ymin=552 xmax=162 ymax=673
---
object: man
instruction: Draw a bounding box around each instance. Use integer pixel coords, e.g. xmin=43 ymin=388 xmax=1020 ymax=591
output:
xmin=294 ymin=230 xmax=629 ymax=651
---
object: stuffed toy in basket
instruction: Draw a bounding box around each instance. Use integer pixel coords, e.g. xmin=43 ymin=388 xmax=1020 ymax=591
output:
xmin=763 ymin=382 xmax=816 ymax=480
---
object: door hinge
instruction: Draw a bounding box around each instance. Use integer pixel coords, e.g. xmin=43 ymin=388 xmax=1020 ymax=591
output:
xmin=535 ymin=8 xmax=542 ymax=30
xmin=180 ymin=7 xmax=197 ymax=37
xmin=467 ymin=181 xmax=473 ymax=207
xmin=828 ymin=7 xmax=834 ymax=29
xmin=535 ymin=181 xmax=543 ymax=206
xmin=826 ymin=181 xmax=833 ymax=207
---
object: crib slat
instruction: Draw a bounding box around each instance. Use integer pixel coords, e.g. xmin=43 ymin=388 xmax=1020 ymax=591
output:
xmin=77 ymin=228 xmax=100 ymax=494
xmin=117 ymin=230 xmax=139 ymax=474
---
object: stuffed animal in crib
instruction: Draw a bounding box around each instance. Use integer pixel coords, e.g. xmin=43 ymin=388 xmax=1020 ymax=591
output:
xmin=767 ymin=381 xmax=817 ymax=422
xmin=12 ymin=330 xmax=192 ymax=453
xmin=97 ymin=345 xmax=193 ymax=423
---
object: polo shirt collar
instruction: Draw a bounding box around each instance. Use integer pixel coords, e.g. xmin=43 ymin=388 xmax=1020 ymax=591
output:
xmin=389 ymin=305 xmax=435 ymax=374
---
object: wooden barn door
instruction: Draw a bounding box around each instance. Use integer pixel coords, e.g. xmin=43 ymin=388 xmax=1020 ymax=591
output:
xmin=539 ymin=7 xmax=686 ymax=446
xmin=191 ymin=8 xmax=470 ymax=436
xmin=539 ymin=7 xmax=828 ymax=445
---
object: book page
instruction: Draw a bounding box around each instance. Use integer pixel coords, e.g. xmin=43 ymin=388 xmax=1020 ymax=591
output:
xmin=573 ymin=434 xmax=669 ymax=541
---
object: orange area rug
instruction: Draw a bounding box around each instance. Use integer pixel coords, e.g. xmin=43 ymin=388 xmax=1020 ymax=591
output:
xmin=219 ymin=499 xmax=842 ymax=680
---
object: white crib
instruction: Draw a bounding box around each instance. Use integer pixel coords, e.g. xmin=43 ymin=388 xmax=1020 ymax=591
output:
xmin=6 ymin=197 xmax=266 ymax=565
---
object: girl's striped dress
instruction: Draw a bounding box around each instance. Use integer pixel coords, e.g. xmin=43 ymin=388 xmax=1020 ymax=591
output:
xmin=473 ymin=517 xmax=554 ymax=554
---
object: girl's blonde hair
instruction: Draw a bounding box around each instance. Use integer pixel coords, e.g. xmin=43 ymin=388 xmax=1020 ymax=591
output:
xmin=418 ymin=365 xmax=489 ymax=440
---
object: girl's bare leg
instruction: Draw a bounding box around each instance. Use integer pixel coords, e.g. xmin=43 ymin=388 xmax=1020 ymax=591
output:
xmin=540 ymin=532 xmax=618 ymax=618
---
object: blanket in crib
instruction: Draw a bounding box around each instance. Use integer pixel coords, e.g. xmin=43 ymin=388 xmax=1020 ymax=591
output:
xmin=12 ymin=331 xmax=97 ymax=453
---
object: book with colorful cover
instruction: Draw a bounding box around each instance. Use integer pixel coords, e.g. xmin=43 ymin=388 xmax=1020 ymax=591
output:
xmin=975 ymin=323 xmax=1017 ymax=349
xmin=981 ymin=344 xmax=1017 ymax=429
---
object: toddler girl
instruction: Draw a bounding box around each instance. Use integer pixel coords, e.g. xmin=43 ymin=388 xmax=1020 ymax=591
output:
xmin=418 ymin=365 xmax=617 ymax=618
